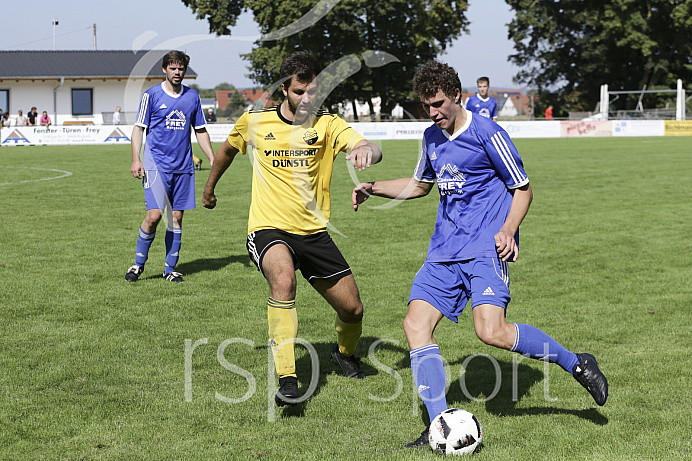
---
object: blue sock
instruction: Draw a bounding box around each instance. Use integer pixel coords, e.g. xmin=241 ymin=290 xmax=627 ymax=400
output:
xmin=511 ymin=323 xmax=579 ymax=374
xmin=135 ymin=228 xmax=155 ymax=267
xmin=410 ymin=344 xmax=448 ymax=424
xmin=164 ymin=227 xmax=182 ymax=274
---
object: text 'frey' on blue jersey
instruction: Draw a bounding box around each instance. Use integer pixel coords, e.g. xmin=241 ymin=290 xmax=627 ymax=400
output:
xmin=413 ymin=112 xmax=528 ymax=262
xmin=135 ymin=83 xmax=206 ymax=173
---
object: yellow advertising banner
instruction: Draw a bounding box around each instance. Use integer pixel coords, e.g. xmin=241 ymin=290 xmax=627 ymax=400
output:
xmin=664 ymin=120 xmax=692 ymax=136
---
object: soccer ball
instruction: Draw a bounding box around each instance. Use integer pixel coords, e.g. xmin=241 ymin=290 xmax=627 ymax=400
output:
xmin=429 ymin=408 xmax=482 ymax=456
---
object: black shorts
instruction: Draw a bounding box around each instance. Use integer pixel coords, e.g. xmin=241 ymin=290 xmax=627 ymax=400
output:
xmin=246 ymin=229 xmax=352 ymax=285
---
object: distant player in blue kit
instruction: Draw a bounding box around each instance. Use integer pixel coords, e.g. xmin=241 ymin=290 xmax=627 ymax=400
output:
xmin=464 ymin=76 xmax=497 ymax=121
xmin=126 ymin=50 xmax=215 ymax=283
xmin=352 ymin=61 xmax=608 ymax=447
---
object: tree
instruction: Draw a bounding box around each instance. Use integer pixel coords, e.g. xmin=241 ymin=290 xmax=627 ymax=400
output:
xmin=182 ymin=0 xmax=469 ymax=117
xmin=506 ymin=0 xmax=692 ymax=112
xmin=214 ymin=82 xmax=237 ymax=91
xmin=190 ymin=83 xmax=239 ymax=100
xmin=220 ymin=90 xmax=248 ymax=118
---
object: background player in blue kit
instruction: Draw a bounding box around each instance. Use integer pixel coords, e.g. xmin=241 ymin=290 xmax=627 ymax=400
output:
xmin=352 ymin=61 xmax=608 ymax=447
xmin=464 ymin=76 xmax=498 ymax=121
xmin=126 ymin=50 xmax=215 ymax=283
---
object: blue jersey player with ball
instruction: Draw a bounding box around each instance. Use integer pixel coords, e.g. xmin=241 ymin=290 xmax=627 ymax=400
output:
xmin=352 ymin=60 xmax=608 ymax=448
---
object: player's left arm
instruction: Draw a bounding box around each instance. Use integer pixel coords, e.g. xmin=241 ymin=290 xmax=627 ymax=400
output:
xmin=194 ymin=128 xmax=215 ymax=166
xmin=495 ymin=183 xmax=533 ymax=262
xmin=345 ymin=139 xmax=382 ymax=171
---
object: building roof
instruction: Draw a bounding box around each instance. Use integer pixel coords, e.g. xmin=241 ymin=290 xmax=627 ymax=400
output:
xmin=216 ymin=89 xmax=276 ymax=110
xmin=0 ymin=50 xmax=198 ymax=80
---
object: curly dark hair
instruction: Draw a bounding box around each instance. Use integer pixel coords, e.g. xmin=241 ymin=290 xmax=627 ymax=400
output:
xmin=413 ymin=60 xmax=462 ymax=101
xmin=280 ymin=50 xmax=321 ymax=83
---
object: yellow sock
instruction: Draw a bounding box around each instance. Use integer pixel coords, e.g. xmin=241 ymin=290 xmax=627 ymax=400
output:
xmin=267 ymin=298 xmax=297 ymax=378
xmin=335 ymin=316 xmax=362 ymax=357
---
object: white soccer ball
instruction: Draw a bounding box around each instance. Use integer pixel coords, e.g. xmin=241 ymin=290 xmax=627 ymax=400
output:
xmin=429 ymin=408 xmax=482 ymax=456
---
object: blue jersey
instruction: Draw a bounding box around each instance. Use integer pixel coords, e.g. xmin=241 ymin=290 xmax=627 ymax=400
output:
xmin=413 ymin=112 xmax=529 ymax=262
xmin=465 ymin=94 xmax=498 ymax=120
xmin=135 ymin=83 xmax=206 ymax=173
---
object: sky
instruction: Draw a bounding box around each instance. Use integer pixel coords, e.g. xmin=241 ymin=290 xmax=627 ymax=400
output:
xmin=3 ymin=0 xmax=520 ymax=92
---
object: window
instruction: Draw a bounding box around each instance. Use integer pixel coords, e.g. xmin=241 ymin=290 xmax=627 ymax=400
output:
xmin=71 ymin=89 xmax=93 ymax=115
xmin=0 ymin=89 xmax=8 ymax=113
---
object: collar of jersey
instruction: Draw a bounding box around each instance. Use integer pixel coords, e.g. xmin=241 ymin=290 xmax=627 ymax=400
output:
xmin=440 ymin=111 xmax=473 ymax=141
xmin=160 ymin=82 xmax=184 ymax=99
xmin=277 ymin=104 xmax=320 ymax=126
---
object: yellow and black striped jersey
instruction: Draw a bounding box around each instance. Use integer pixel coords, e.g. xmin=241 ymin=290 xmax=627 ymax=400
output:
xmin=228 ymin=106 xmax=364 ymax=235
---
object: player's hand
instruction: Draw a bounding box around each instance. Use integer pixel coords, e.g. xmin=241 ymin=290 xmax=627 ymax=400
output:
xmin=202 ymin=189 xmax=217 ymax=209
xmin=345 ymin=145 xmax=374 ymax=171
xmin=352 ymin=182 xmax=374 ymax=211
xmin=131 ymin=160 xmax=144 ymax=179
xmin=494 ymin=229 xmax=518 ymax=262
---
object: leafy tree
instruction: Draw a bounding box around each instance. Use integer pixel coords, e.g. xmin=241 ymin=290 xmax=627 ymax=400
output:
xmin=182 ymin=0 xmax=469 ymax=117
xmin=220 ymin=90 xmax=249 ymax=118
xmin=214 ymin=82 xmax=237 ymax=91
xmin=506 ymin=0 xmax=692 ymax=112
xmin=190 ymin=83 xmax=239 ymax=101
xmin=201 ymin=88 xmax=218 ymax=98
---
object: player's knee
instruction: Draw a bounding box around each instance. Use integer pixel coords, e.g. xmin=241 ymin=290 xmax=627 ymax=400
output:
xmin=144 ymin=210 xmax=162 ymax=226
xmin=171 ymin=211 xmax=184 ymax=227
xmin=331 ymin=296 xmax=363 ymax=323
xmin=269 ymin=274 xmax=297 ymax=300
xmin=342 ymin=301 xmax=363 ymax=322
xmin=475 ymin=328 xmax=497 ymax=347
xmin=403 ymin=314 xmax=429 ymax=343
xmin=474 ymin=323 xmax=510 ymax=349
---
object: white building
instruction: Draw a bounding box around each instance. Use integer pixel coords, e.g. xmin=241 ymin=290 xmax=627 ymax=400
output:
xmin=0 ymin=50 xmax=198 ymax=125
xmin=497 ymin=95 xmax=519 ymax=118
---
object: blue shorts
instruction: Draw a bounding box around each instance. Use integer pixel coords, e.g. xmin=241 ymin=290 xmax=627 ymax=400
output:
xmin=409 ymin=257 xmax=511 ymax=323
xmin=143 ymin=170 xmax=195 ymax=211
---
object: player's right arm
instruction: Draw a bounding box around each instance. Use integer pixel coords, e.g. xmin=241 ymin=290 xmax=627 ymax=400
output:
xmin=202 ymin=139 xmax=239 ymax=209
xmin=352 ymin=178 xmax=433 ymax=211
xmin=130 ymin=125 xmax=145 ymax=178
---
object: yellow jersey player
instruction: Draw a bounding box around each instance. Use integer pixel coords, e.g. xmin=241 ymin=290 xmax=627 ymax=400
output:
xmin=203 ymin=50 xmax=382 ymax=406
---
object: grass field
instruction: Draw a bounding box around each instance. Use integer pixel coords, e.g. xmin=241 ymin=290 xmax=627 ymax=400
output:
xmin=1 ymin=136 xmax=691 ymax=460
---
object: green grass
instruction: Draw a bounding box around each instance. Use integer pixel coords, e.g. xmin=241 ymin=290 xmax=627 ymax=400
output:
xmin=1 ymin=137 xmax=691 ymax=460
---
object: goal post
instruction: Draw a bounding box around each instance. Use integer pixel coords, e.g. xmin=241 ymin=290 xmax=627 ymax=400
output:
xmin=599 ymin=80 xmax=686 ymax=120
xmin=676 ymin=79 xmax=686 ymax=121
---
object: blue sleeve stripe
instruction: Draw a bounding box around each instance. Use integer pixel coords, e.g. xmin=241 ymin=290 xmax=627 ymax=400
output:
xmin=136 ymin=92 xmax=149 ymax=126
xmin=413 ymin=145 xmax=435 ymax=181
xmin=490 ymin=132 xmax=526 ymax=185
xmin=413 ymin=149 xmax=425 ymax=177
